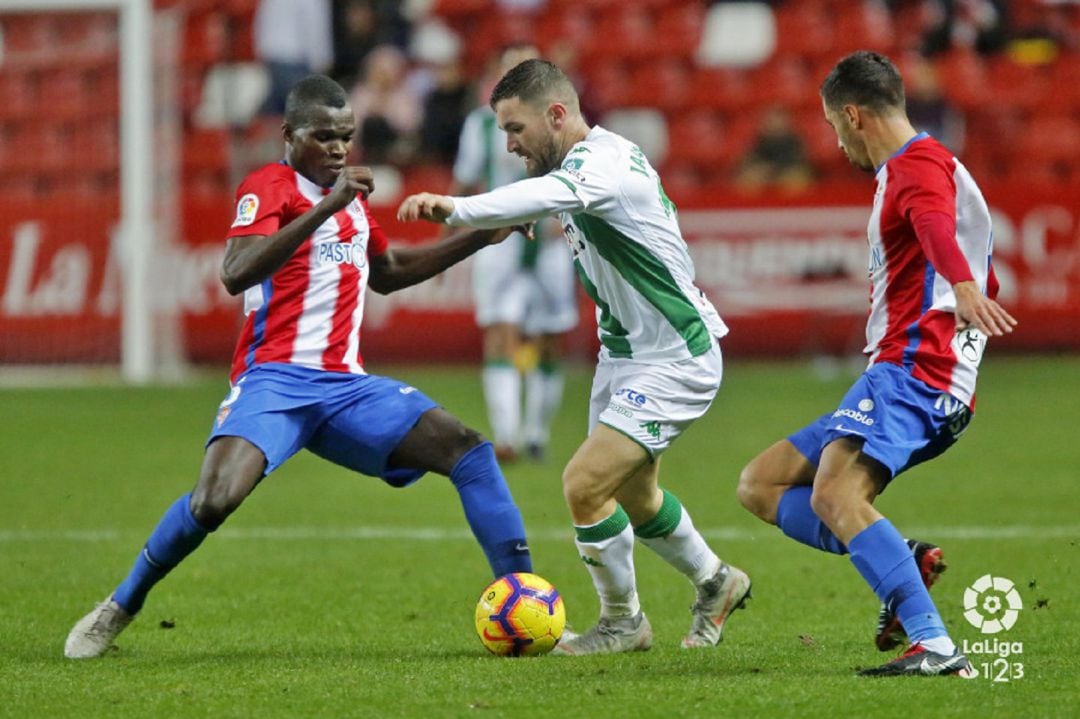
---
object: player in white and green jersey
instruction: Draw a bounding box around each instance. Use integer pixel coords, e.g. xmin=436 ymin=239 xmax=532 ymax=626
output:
xmin=398 ymin=59 xmax=752 ymax=655
xmin=450 ymin=44 xmax=577 ymax=463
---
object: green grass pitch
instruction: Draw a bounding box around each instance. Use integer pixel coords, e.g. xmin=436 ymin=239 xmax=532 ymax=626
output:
xmin=2 ymin=357 xmax=1077 ymax=718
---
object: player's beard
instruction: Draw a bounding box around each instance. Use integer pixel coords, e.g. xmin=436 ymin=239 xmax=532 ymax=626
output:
xmin=526 ymin=135 xmax=561 ymax=177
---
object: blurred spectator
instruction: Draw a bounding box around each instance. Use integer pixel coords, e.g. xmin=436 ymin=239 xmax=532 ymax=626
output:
xmin=419 ymin=60 xmax=471 ymax=163
xmin=1008 ymin=2 xmax=1080 ymax=62
xmin=349 ymin=45 xmax=423 ymax=164
xmin=918 ymin=0 xmax=1008 ymax=56
xmin=330 ymin=0 xmax=413 ymax=89
xmin=254 ymin=0 xmax=333 ymax=115
xmin=905 ymin=56 xmax=965 ymax=153
xmin=735 ymin=106 xmax=814 ymax=193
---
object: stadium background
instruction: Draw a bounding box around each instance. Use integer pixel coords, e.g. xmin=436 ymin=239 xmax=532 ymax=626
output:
xmin=1 ymin=0 xmax=1078 ymax=371
xmin=2 ymin=4 xmax=1079 ymax=716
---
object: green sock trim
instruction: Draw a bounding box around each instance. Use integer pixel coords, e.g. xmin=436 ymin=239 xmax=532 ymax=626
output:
xmin=538 ymin=359 xmax=560 ymax=375
xmin=484 ymin=359 xmax=514 ymax=369
xmin=633 ymin=489 xmax=683 ymax=539
xmin=575 ymin=505 xmax=630 ymax=543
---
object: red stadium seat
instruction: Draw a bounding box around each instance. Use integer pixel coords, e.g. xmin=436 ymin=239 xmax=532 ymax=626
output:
xmin=624 ymin=58 xmax=693 ymax=112
xmin=1014 ymin=114 xmax=1080 ymax=181
xmin=688 ymin=67 xmax=752 ymax=113
xmin=935 ymin=49 xmax=992 ymax=112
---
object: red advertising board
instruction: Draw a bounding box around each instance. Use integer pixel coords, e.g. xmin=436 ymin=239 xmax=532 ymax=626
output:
xmin=2 ymin=182 xmax=1078 ymax=365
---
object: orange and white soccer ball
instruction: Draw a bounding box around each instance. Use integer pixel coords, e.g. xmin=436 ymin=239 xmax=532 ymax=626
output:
xmin=474 ymin=572 xmax=566 ymax=657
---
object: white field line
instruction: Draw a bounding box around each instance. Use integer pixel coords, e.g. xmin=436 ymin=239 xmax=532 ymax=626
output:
xmin=1 ymin=525 xmax=1078 ymax=543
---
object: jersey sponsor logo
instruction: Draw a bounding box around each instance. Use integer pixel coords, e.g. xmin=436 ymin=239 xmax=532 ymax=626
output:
xmin=316 ymin=241 xmax=368 ymax=269
xmin=232 ymin=193 xmax=259 ymax=227
xmin=614 ymin=387 xmax=648 ymax=406
xmin=954 ymin=327 xmax=986 ymax=364
xmin=832 ymin=407 xmax=875 ymax=426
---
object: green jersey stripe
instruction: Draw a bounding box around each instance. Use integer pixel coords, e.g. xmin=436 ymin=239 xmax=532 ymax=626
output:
xmin=574 ymin=258 xmax=632 ymax=358
xmin=572 ymin=213 xmax=712 ymax=356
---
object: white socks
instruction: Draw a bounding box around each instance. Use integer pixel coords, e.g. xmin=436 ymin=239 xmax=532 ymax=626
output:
xmin=524 ymin=367 xmax=564 ymax=448
xmin=482 ymin=363 xmax=520 ymax=449
xmin=575 ymin=507 xmax=640 ymax=619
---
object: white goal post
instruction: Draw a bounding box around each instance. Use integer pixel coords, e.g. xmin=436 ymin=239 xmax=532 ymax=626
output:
xmin=0 ymin=0 xmax=156 ymax=383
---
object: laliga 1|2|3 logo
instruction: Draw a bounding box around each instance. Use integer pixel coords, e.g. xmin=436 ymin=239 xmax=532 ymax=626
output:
xmin=961 ymin=574 xmax=1026 ymax=682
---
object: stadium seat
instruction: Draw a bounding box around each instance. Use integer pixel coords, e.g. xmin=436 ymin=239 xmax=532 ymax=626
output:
xmin=697 ymin=2 xmax=777 ymax=68
xmin=624 ymin=59 xmax=692 ymax=113
xmin=688 ymin=67 xmax=751 ymax=114
xmin=772 ymin=1 xmax=833 ymax=64
xmin=535 ymin=6 xmax=595 ymax=56
xmin=666 ymin=109 xmax=736 ymax=172
xmin=651 ymin=2 xmax=706 ymax=58
xmin=1015 ymin=115 xmax=1080 ymax=182
xmin=991 ymin=57 xmax=1053 ymax=111
xmin=601 ymin=108 xmax=668 ymax=165
xmin=587 ymin=5 xmax=656 ymax=63
xmin=935 ymin=50 xmax=992 ymax=112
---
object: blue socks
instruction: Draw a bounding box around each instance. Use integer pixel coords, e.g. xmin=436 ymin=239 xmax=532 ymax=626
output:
xmin=449 ymin=442 xmax=532 ymax=577
xmin=113 ymin=493 xmax=211 ymax=615
xmin=849 ymin=518 xmax=947 ymax=644
xmin=776 ymin=486 xmax=847 ymax=555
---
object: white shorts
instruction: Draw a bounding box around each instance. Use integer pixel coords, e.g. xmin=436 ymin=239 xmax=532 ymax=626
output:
xmin=472 ymin=230 xmax=578 ymax=335
xmin=588 ymin=343 xmax=723 ymax=456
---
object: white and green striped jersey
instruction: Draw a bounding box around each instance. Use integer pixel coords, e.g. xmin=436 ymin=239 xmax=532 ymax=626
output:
xmin=447 ymin=125 xmax=727 ymax=363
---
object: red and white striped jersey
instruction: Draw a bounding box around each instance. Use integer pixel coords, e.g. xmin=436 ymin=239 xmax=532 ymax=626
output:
xmin=224 ymin=162 xmax=388 ymax=383
xmin=865 ymin=133 xmax=997 ymax=408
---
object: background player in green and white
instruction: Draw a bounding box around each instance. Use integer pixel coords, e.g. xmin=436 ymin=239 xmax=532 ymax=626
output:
xmin=450 ymin=44 xmax=578 ymax=462
xmin=398 ymin=59 xmax=751 ymax=655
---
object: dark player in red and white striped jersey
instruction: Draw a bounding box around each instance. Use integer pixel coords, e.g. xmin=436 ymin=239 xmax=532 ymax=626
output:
xmin=64 ymin=76 xmax=533 ymax=659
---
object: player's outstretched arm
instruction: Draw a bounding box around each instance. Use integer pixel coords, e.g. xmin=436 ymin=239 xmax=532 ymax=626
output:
xmin=953 ymin=281 xmax=1018 ymax=336
xmin=397 ymin=193 xmax=456 ymax=224
xmin=220 ymin=167 xmax=374 ymax=295
xmin=367 ymin=226 xmax=516 ymax=295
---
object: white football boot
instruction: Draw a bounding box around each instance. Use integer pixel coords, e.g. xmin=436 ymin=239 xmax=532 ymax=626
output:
xmin=551 ymin=612 xmax=652 ymax=656
xmin=681 ymin=562 xmax=752 ymax=648
xmin=64 ymin=595 xmax=133 ymax=659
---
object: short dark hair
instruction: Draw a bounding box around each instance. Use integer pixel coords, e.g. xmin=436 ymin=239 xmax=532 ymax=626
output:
xmin=489 ymin=58 xmax=579 ymax=112
xmin=284 ymin=75 xmax=349 ymax=128
xmin=820 ymin=51 xmax=905 ymax=114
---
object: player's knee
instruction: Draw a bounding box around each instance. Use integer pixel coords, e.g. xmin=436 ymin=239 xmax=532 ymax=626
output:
xmin=446 ymin=426 xmax=486 ymax=466
xmin=736 ymin=460 xmax=773 ymax=522
xmin=561 ymin=465 xmax=604 ymax=517
xmin=190 ymin=475 xmax=245 ymax=529
xmin=809 ymin=482 xmax=841 ymax=526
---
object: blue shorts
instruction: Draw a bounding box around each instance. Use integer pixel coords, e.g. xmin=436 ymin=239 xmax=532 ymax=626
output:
xmin=788 ymin=362 xmax=972 ymax=482
xmin=207 ymin=363 xmax=439 ymax=486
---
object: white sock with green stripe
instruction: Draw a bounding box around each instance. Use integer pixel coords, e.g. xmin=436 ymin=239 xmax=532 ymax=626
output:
xmin=482 ymin=362 xmax=520 ymax=449
xmin=635 ymin=489 xmax=721 ymax=586
xmin=574 ymin=506 xmax=640 ymax=619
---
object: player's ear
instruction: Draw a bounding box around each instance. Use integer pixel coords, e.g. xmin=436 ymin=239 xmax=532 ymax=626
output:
xmin=843 ymin=104 xmax=860 ymax=129
xmin=548 ymin=102 xmax=568 ymax=129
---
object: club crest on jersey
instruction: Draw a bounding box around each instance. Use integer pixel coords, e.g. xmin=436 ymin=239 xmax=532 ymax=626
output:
xmin=232 ymin=193 xmax=259 ymax=227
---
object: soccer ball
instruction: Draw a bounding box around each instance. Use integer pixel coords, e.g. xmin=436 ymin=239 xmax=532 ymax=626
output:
xmin=474 ymin=572 xmax=566 ymax=657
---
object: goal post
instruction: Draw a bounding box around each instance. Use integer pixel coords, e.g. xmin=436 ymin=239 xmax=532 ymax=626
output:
xmin=0 ymin=0 xmax=174 ymax=383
